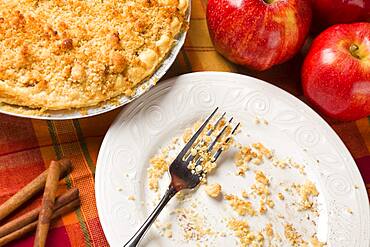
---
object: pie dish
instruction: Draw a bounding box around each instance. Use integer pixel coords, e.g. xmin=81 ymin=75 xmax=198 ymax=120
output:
xmin=0 ymin=0 xmax=188 ymax=112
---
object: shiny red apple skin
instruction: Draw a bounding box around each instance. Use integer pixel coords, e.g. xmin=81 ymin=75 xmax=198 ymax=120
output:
xmin=312 ymin=0 xmax=370 ymax=29
xmin=206 ymin=0 xmax=311 ymax=71
xmin=302 ymin=22 xmax=370 ymax=121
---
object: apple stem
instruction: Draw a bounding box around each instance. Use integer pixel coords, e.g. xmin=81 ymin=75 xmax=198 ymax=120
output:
xmin=349 ymin=44 xmax=361 ymax=59
xmin=263 ymin=0 xmax=274 ymax=3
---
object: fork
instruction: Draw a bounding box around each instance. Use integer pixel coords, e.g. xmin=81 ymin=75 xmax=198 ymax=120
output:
xmin=124 ymin=107 xmax=240 ymax=247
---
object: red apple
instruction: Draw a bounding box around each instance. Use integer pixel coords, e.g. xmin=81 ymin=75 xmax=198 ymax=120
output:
xmin=312 ymin=0 xmax=370 ymax=30
xmin=302 ymin=22 xmax=370 ymax=121
xmin=206 ymin=0 xmax=312 ymax=71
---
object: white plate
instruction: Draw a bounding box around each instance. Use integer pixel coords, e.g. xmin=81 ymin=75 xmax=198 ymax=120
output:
xmin=95 ymin=72 xmax=369 ymax=247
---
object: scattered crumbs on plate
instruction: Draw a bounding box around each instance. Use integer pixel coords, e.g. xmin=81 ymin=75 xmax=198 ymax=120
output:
xmin=265 ymin=223 xmax=273 ymax=237
xmin=151 ymin=192 xmax=161 ymax=206
xmin=277 ymin=214 xmax=285 ymax=219
xmin=254 ymin=117 xmax=261 ymax=125
xmin=252 ymin=143 xmax=273 ymax=159
xmin=259 ymin=199 xmax=267 ymax=215
xmin=128 ymin=195 xmax=136 ymax=201
xmin=251 ymin=182 xmax=270 ymax=197
xmin=296 ymin=180 xmax=319 ymax=211
xmin=227 ymin=218 xmax=264 ymax=246
xmin=175 ymin=190 xmax=197 ymax=203
xmin=148 ymin=136 xmax=181 ymax=192
xmin=224 ymin=194 xmax=256 ymax=216
xmin=205 ymin=183 xmax=222 ymax=198
xmin=234 ymin=142 xmax=309 ymax=177
xmin=182 ymin=127 xmax=193 ymax=143
xmin=146 ymin=117 xmax=322 ymax=245
xmin=155 ymin=221 xmax=173 ymax=238
xmin=176 ymin=190 xmax=187 ymax=201
xmin=174 ymin=208 xmax=214 ymax=241
xmin=266 ymin=198 xmax=275 ymax=208
xmin=272 ymin=158 xmax=289 ymax=169
xmin=354 ymin=185 xmax=359 ymax=189
xmin=241 ymin=190 xmax=249 ymax=198
xmin=253 ymin=117 xmax=269 ymax=126
xmin=284 ymin=223 xmax=306 ymax=246
xmin=255 ymin=170 xmax=270 ymax=185
xmin=264 ymin=223 xmax=277 ymax=246
xmin=117 ymin=187 xmax=123 ymax=192
xmin=278 ymin=192 xmax=285 ymax=200
xmin=271 ymin=156 xmax=308 ymax=175
xmin=290 ymin=160 xmax=306 ymax=175
xmin=234 ymin=145 xmax=259 ymax=173
xmin=346 ymin=208 xmax=353 ymax=214
xmin=148 ymin=151 xmax=170 ymax=192
xmin=310 ymin=236 xmax=327 ymax=247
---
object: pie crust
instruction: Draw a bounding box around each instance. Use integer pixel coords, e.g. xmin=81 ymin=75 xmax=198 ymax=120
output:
xmin=0 ymin=0 xmax=188 ymax=110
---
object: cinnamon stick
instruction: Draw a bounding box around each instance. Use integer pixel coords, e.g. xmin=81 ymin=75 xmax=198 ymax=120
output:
xmin=0 ymin=198 xmax=80 ymax=247
xmin=34 ymin=161 xmax=62 ymax=247
xmin=0 ymin=188 xmax=79 ymax=238
xmin=0 ymin=159 xmax=72 ymax=221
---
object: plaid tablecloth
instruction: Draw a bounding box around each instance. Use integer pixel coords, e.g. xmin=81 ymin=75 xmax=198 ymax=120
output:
xmin=0 ymin=1 xmax=369 ymax=246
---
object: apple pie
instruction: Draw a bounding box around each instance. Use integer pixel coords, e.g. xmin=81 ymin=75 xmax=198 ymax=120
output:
xmin=0 ymin=0 xmax=188 ymax=110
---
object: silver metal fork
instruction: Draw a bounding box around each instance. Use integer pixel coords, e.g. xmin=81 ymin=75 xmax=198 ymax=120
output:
xmin=124 ymin=107 xmax=240 ymax=247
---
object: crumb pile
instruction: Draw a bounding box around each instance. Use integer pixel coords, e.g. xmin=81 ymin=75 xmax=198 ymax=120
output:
xmin=225 ymin=194 xmax=256 ymax=217
xmin=228 ymin=219 xmax=265 ymax=247
xmin=205 ymin=183 xmax=222 ymax=198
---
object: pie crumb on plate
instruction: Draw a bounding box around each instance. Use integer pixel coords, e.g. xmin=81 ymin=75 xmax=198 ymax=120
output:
xmin=146 ymin=115 xmax=324 ymax=246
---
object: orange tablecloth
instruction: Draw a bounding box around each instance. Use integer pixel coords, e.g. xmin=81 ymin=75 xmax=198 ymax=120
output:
xmin=0 ymin=1 xmax=369 ymax=246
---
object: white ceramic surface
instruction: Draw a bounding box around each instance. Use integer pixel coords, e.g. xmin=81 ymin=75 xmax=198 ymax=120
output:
xmin=95 ymin=72 xmax=369 ymax=247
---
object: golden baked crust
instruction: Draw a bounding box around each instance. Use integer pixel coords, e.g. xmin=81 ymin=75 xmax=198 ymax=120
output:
xmin=0 ymin=0 xmax=188 ymax=110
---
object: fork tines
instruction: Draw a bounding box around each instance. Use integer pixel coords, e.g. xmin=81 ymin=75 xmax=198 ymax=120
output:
xmin=180 ymin=108 xmax=240 ymax=176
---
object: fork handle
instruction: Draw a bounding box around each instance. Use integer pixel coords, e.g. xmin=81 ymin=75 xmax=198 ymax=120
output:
xmin=123 ymin=186 xmax=177 ymax=247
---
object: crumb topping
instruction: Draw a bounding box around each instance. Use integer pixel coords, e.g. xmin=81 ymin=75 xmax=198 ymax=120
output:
xmin=0 ymin=0 xmax=188 ymax=110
